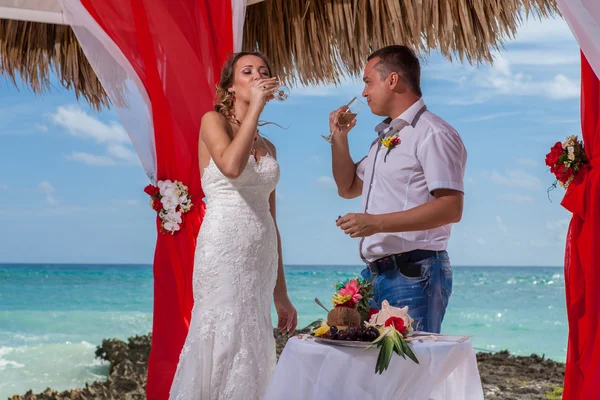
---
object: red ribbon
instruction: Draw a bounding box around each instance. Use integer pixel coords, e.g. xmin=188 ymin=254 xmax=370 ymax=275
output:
xmin=561 ymin=158 xmax=600 ymax=219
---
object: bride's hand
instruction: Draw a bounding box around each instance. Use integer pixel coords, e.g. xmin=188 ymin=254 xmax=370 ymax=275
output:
xmin=274 ymin=293 xmax=297 ymax=336
xmin=249 ymin=77 xmax=279 ymax=111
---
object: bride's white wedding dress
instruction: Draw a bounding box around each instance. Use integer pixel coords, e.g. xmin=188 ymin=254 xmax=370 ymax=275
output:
xmin=169 ymin=152 xmax=280 ymax=400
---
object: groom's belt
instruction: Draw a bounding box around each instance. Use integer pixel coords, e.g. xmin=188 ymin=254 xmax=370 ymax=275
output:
xmin=367 ymin=250 xmax=438 ymax=276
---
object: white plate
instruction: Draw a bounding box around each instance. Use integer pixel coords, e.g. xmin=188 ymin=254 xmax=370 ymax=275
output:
xmin=407 ymin=333 xmax=472 ymax=343
xmin=313 ymin=337 xmax=373 ymax=348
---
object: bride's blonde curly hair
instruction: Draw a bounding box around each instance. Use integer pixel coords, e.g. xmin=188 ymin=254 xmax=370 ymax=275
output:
xmin=214 ymin=51 xmax=273 ymax=120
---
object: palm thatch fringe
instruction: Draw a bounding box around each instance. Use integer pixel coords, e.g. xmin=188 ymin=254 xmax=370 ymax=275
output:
xmin=243 ymin=0 xmax=559 ymax=86
xmin=0 ymin=19 xmax=109 ymax=110
xmin=0 ymin=0 xmax=559 ymax=109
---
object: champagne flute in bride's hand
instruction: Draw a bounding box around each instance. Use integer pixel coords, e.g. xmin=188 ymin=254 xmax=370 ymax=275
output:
xmin=273 ymin=80 xmax=290 ymax=102
xmin=323 ymin=96 xmax=366 ymax=143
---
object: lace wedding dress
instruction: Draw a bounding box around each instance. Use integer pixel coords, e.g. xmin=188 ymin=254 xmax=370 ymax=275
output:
xmin=169 ymin=153 xmax=280 ymax=400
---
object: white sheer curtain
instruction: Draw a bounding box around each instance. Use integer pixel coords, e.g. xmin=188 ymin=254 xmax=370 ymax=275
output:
xmin=56 ymin=0 xmax=250 ymax=180
xmin=0 ymin=0 xmax=65 ymax=24
xmin=0 ymin=0 xmax=252 ymax=179
xmin=556 ymin=0 xmax=600 ymax=78
xmin=58 ymin=0 xmax=157 ymax=181
xmin=232 ymin=0 xmax=247 ymax=52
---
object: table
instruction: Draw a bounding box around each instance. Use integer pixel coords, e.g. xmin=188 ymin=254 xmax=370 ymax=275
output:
xmin=264 ymin=336 xmax=484 ymax=400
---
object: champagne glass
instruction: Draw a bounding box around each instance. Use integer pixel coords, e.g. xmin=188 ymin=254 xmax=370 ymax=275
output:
xmin=273 ymin=79 xmax=290 ymax=102
xmin=273 ymin=85 xmax=290 ymax=102
xmin=322 ymin=97 xmax=366 ymax=143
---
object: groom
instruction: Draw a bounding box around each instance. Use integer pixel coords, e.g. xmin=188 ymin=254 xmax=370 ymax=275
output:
xmin=330 ymin=45 xmax=467 ymax=333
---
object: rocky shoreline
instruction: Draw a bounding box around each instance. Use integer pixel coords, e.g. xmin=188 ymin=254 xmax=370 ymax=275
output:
xmin=11 ymin=326 xmax=564 ymax=400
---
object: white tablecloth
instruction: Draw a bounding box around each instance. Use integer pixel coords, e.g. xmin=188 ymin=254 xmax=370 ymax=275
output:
xmin=264 ymin=336 xmax=484 ymax=400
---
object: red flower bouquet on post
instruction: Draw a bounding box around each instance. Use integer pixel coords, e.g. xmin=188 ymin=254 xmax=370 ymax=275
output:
xmin=545 ymin=135 xmax=588 ymax=194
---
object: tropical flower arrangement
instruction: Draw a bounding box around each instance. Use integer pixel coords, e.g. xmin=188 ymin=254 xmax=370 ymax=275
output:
xmin=312 ymin=277 xmax=419 ymax=374
xmin=545 ymin=135 xmax=588 ymax=191
xmin=144 ymin=180 xmax=193 ymax=234
xmin=381 ymin=134 xmax=400 ymax=162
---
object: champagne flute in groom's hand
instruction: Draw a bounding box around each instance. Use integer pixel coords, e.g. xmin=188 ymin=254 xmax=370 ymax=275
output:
xmin=323 ymin=96 xmax=366 ymax=143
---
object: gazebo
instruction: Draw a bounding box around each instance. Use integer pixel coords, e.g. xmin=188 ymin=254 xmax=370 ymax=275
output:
xmin=0 ymin=1 xmax=597 ymax=399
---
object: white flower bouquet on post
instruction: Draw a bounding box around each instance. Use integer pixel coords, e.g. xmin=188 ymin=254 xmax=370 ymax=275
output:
xmin=144 ymin=180 xmax=193 ymax=234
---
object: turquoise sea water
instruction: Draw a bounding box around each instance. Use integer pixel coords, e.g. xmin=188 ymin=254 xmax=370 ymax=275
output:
xmin=0 ymin=264 xmax=567 ymax=398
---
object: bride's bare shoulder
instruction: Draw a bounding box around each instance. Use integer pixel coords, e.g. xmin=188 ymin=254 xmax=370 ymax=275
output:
xmin=200 ymin=112 xmax=232 ymax=143
xmin=201 ymin=111 xmax=228 ymax=127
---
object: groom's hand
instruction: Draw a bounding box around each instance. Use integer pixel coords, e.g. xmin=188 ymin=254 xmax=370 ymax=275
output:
xmin=329 ymin=106 xmax=356 ymax=138
xmin=337 ymin=213 xmax=381 ymax=238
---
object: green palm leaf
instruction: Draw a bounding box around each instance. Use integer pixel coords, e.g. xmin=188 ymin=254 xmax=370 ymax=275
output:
xmin=367 ymin=328 xmax=420 ymax=374
xmin=400 ymin=337 xmax=419 ymax=365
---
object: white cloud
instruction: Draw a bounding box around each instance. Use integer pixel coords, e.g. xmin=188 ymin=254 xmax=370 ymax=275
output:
xmin=496 ymin=216 xmax=509 ymax=236
xmin=462 ymin=112 xmax=521 ymax=122
xmin=38 ymin=181 xmax=57 ymax=205
xmin=315 ymin=176 xmax=336 ymax=188
xmin=445 ymin=63 xmax=580 ymax=103
xmin=425 ymin=16 xmax=579 ymax=108
xmin=52 ymin=106 xmax=129 ymax=144
xmin=433 ymin=50 xmax=579 ymax=105
xmin=545 ymin=74 xmax=580 ymax=99
xmin=511 ymin=16 xmax=576 ymax=45
xmin=0 ymin=184 xmax=9 ymax=191
xmin=515 ymin=158 xmax=539 ymax=168
xmin=51 ymin=105 xmax=139 ymax=167
xmin=292 ymin=80 xmax=363 ymax=99
xmin=478 ymin=55 xmax=579 ymax=100
xmin=67 ymin=152 xmax=117 ymax=167
xmin=475 ymin=237 xmax=486 ymax=245
xmin=107 ymin=144 xmax=139 ymax=163
xmin=34 ymin=124 xmax=48 ymax=132
xmin=498 ymin=194 xmax=535 ymax=203
xmin=501 ymin=50 xmax=579 ymax=66
xmin=490 ymin=169 xmax=542 ymax=191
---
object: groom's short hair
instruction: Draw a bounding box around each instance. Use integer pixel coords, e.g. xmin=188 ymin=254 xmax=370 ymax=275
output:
xmin=368 ymin=45 xmax=422 ymax=97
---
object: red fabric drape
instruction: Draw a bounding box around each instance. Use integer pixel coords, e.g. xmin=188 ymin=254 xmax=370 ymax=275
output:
xmin=78 ymin=1 xmax=233 ymax=398
xmin=562 ymin=51 xmax=600 ymax=399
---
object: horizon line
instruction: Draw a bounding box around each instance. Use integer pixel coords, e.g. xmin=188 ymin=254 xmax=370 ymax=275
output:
xmin=0 ymin=262 xmax=564 ymax=268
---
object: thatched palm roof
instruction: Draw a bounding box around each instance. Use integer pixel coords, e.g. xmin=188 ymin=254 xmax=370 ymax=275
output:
xmin=0 ymin=0 xmax=559 ymax=110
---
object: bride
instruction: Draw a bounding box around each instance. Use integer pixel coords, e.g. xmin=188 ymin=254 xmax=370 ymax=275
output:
xmin=169 ymin=52 xmax=297 ymax=400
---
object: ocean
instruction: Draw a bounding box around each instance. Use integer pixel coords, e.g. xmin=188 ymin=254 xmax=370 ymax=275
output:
xmin=0 ymin=264 xmax=567 ymax=398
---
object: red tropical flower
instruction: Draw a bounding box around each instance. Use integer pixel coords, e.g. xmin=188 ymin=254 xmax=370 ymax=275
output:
xmin=384 ymin=316 xmax=407 ymax=336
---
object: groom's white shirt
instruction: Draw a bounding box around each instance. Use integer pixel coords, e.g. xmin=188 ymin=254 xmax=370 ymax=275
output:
xmin=356 ymin=98 xmax=467 ymax=263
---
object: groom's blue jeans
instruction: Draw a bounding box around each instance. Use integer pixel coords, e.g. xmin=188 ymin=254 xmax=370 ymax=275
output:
xmin=361 ymin=251 xmax=452 ymax=333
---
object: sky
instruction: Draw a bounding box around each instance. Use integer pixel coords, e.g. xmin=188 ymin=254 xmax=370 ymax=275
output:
xmin=0 ymin=14 xmax=580 ymax=267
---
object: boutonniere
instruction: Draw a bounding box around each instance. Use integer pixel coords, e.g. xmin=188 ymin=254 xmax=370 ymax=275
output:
xmin=381 ymin=134 xmax=401 ymax=162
